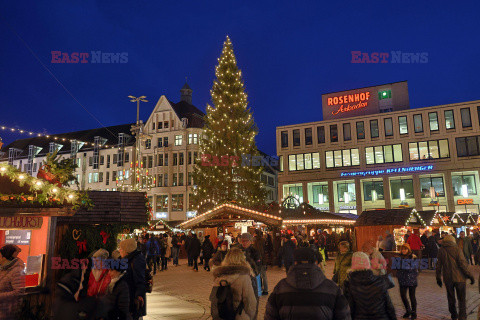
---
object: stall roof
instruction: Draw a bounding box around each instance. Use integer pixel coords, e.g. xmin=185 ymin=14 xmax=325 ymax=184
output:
xmin=57 ymin=191 xmax=148 ymax=224
xmin=281 ymin=207 xmax=357 ymax=226
xmin=417 ymin=210 xmax=447 ymax=226
xmin=177 ymin=203 xmax=283 ymax=229
xmin=354 ymin=208 xmax=427 ymax=227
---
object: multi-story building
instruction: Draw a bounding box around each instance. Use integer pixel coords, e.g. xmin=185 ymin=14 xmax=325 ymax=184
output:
xmin=277 ymin=81 xmax=480 ymax=216
xmin=1 ymin=83 xmax=278 ymax=221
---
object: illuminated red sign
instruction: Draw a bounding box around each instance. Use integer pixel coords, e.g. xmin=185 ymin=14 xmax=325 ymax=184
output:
xmin=327 ymin=91 xmax=371 ymax=116
xmin=457 ymin=199 xmax=474 ymax=205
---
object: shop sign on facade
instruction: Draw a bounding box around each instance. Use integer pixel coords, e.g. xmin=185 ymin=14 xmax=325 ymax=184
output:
xmin=5 ymin=230 xmax=32 ymax=245
xmin=457 ymin=199 xmax=474 ymax=205
xmin=340 ymin=165 xmax=434 ymax=177
xmin=0 ymin=216 xmax=43 ymax=229
xmin=235 ymin=220 xmax=254 ymax=229
xmin=327 ymin=91 xmax=371 ymax=116
xmin=339 ymin=205 xmax=356 ymax=210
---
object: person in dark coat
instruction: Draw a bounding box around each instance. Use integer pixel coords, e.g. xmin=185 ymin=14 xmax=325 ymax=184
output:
xmin=309 ymin=239 xmax=323 ymax=266
xmin=396 ymin=243 xmax=419 ymax=319
xmin=119 ymin=238 xmax=146 ymax=320
xmin=436 ymin=235 xmax=475 ymax=320
xmin=265 ymin=247 xmax=351 ymax=320
xmin=96 ymin=252 xmax=132 ymax=320
xmin=279 ymin=235 xmax=296 ymax=274
xmin=425 ymin=231 xmax=439 ymax=270
xmin=210 ymin=240 xmax=229 ymax=269
xmin=145 ymin=234 xmax=160 ymax=275
xmin=201 ymin=235 xmax=215 ymax=271
xmin=185 ymin=232 xmax=193 ymax=267
xmin=343 ymin=252 xmax=397 ymax=320
xmin=188 ymin=233 xmax=202 ymax=271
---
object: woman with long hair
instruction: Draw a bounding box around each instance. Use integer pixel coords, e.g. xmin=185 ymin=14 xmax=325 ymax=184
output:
xmin=210 ymin=248 xmax=257 ymax=320
xmin=397 ymin=243 xmax=418 ymax=319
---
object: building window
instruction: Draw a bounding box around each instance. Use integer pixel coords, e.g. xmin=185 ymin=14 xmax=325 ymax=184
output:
xmin=100 ymin=156 xmax=104 ymax=166
xmin=158 ymin=154 xmax=163 ymax=166
xmin=283 ymin=184 xmax=303 ymax=202
xmin=179 ymin=153 xmax=184 ymax=165
xmin=171 ymin=194 xmax=184 ymax=211
xmin=157 ymin=122 xmax=163 ymax=130
xmin=148 ymin=156 xmax=153 ymax=168
xmin=156 ymin=195 xmax=168 ymax=212
xmin=456 ymin=135 xmax=480 ymax=157
xmin=378 ymin=90 xmax=392 ymax=100
xmin=188 ymin=133 xmax=198 ymax=144
xmin=173 ymin=153 xmax=178 ymax=166
xmin=107 ymin=155 xmax=110 ymax=168
xmin=288 ymin=153 xmax=320 ymax=171
xmin=477 ymin=107 xmax=480 ymax=127
xmin=106 ymin=172 xmax=109 ymax=185
xmin=152 ymin=122 xmax=156 ymax=130
xmin=305 ymin=128 xmax=313 ymax=145
xmin=326 ymin=148 xmax=360 ymax=168
xmin=125 ymin=152 xmax=129 ymax=163
xmin=172 ymin=173 xmax=177 ymax=186
xmin=311 ymin=184 xmax=328 ymax=205
xmin=317 ymin=126 xmax=325 ymax=144
xmin=363 ymin=181 xmax=384 ymax=201
xmin=164 ymin=121 xmax=169 ymax=128
xmin=164 ymin=174 xmax=168 ymax=186
xmin=452 ymin=174 xmax=477 ymax=196
xmin=188 ymin=172 xmax=192 ymax=186
xmin=390 ymin=179 xmax=415 ymax=199
xmin=356 ymin=122 xmax=365 ymax=140
xmin=113 ymin=154 xmax=118 ymax=164
xmin=145 ymin=139 xmax=151 ymax=149
xmin=370 ymin=120 xmax=379 ymax=138
xmin=384 ymin=118 xmax=393 ymax=137
xmin=157 ymin=138 xmax=163 ymax=147
xmin=413 ymin=114 xmax=423 ymax=133
xmin=157 ymin=174 xmax=163 ymax=187
xmin=175 ymin=135 xmax=183 ymax=146
xmin=281 ymin=131 xmax=288 ymax=148
xmin=419 ymin=176 xmax=445 ymax=198
xmin=461 ymin=108 xmax=472 ymax=128
xmin=165 ymin=154 xmax=168 ymax=166
xmin=445 ymin=110 xmax=455 ymax=129
xmin=330 ymin=125 xmax=338 ymax=142
xmin=188 ymin=152 xmax=192 ymax=165
xmin=429 ymin=112 xmax=439 ymax=132
xmin=399 ymin=116 xmax=408 ymax=134
xmin=409 ymin=139 xmax=449 ymax=160
xmin=293 ymin=130 xmax=300 ymax=146
xmin=365 ymin=144 xmax=403 ymax=164
xmin=279 ymin=155 xmax=283 ymax=172
xmin=343 ymin=123 xmax=351 ymax=141
xmin=99 ymin=172 xmax=104 ymax=182
xmin=337 ymin=182 xmax=356 ymax=202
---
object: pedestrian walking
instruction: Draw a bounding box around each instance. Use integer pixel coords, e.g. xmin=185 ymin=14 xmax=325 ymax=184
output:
xmin=189 ymin=233 xmax=202 ymax=271
xmin=0 ymin=244 xmax=25 ymax=320
xmin=202 ymin=235 xmax=215 ymax=271
xmin=145 ymin=234 xmax=160 ymax=274
xmin=211 ymin=240 xmax=229 ymax=268
xmin=396 ymin=243 xmax=419 ymax=319
xmin=425 ymin=231 xmax=439 ymax=270
xmin=383 ymin=231 xmax=395 ymax=251
xmin=333 ymin=241 xmax=353 ymax=288
xmin=436 ymin=234 xmax=475 ymax=320
xmin=343 ymin=251 xmax=397 ymax=320
xmin=210 ymin=248 xmax=257 ymax=320
xmin=171 ymin=232 xmax=181 ymax=266
xmin=119 ymin=238 xmax=147 ymax=320
xmin=457 ymin=231 xmax=474 ymax=264
xmin=253 ymin=230 xmax=268 ymax=295
xmin=158 ymin=234 xmax=168 ymax=271
xmin=278 ymin=234 xmax=296 ymax=274
xmin=265 ymin=247 xmax=351 ymax=320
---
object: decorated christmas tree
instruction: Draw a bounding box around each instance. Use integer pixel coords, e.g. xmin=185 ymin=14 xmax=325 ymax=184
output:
xmin=191 ymin=36 xmax=266 ymax=212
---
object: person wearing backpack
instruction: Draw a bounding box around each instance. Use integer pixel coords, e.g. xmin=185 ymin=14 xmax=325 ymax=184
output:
xmin=210 ymin=248 xmax=257 ymax=320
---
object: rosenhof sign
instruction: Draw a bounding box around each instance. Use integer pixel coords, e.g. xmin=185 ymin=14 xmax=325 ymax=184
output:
xmin=0 ymin=216 xmax=43 ymax=229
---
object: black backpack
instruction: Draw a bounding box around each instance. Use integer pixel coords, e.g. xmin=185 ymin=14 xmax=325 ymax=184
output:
xmin=214 ymin=280 xmax=244 ymax=320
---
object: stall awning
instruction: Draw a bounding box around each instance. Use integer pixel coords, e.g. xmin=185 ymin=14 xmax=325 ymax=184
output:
xmin=177 ymin=203 xmax=283 ymax=229
xmin=282 ymin=211 xmax=356 ymax=226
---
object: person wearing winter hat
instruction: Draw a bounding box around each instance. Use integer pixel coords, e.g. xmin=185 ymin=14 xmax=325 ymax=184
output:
xmin=119 ymin=238 xmax=146 ymax=320
xmin=0 ymin=244 xmax=25 ymax=320
xmin=87 ymin=248 xmax=111 ymax=297
xmin=265 ymin=247 xmax=351 ymax=320
xmin=436 ymin=234 xmax=474 ymax=320
xmin=396 ymin=243 xmax=419 ymax=319
xmin=343 ymin=252 xmax=396 ymax=320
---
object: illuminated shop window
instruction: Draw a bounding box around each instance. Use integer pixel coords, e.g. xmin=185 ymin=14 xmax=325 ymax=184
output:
xmin=363 ymin=181 xmax=384 ymax=201
xmin=378 ymin=90 xmax=392 ymax=100
xmin=419 ymin=176 xmax=445 ymax=198
xmin=310 ymin=184 xmax=328 ymax=205
xmin=452 ymin=174 xmax=477 ymax=196
xmin=390 ymin=179 xmax=414 ymax=199
xmin=337 ymin=182 xmax=356 ymax=202
xmin=283 ymin=184 xmax=303 ymax=202
xmin=156 ymin=195 xmax=168 ymax=211
xmin=171 ymin=194 xmax=184 ymax=211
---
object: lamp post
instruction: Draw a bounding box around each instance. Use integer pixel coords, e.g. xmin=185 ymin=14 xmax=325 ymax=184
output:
xmin=128 ymin=95 xmax=148 ymax=190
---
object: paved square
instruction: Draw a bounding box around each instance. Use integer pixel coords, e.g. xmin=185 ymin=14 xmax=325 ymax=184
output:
xmin=145 ymin=259 xmax=480 ymax=320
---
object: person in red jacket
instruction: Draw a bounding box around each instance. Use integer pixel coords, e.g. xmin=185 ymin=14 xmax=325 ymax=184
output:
xmin=407 ymin=229 xmax=424 ymax=263
xmin=87 ymin=249 xmax=111 ymax=297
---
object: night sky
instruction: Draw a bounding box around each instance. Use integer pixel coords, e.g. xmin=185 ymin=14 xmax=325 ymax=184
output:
xmin=1 ymin=1 xmax=479 ymax=155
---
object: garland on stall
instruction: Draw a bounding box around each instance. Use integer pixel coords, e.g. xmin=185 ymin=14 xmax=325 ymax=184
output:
xmin=0 ymin=163 xmax=92 ymax=208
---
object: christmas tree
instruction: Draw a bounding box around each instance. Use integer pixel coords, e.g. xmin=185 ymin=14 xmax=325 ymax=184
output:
xmin=191 ymin=36 xmax=266 ymax=212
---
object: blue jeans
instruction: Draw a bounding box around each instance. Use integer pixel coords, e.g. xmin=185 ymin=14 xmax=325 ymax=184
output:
xmin=171 ymin=247 xmax=179 ymax=265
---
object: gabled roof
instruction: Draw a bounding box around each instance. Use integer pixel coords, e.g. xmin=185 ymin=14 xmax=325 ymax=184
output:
xmin=168 ymin=100 xmax=205 ymax=128
xmin=0 ymin=124 xmax=134 ymax=160
xmin=354 ymin=208 xmax=427 ymax=227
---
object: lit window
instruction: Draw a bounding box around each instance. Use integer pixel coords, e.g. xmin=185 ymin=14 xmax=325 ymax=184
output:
xmin=414 ymin=114 xmax=423 ymax=133
xmin=188 ymin=133 xmax=198 ymax=144
xmin=429 ymin=112 xmax=439 ymax=131
xmin=399 ymin=116 xmax=408 ymax=134
xmin=409 ymin=139 xmax=449 ymax=160
xmin=444 ymin=110 xmax=455 ymax=129
xmin=175 ymin=135 xmax=183 ymax=146
xmin=326 ymin=148 xmax=359 ymax=168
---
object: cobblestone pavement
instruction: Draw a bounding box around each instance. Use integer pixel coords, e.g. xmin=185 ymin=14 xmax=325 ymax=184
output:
xmin=147 ymin=258 xmax=480 ymax=320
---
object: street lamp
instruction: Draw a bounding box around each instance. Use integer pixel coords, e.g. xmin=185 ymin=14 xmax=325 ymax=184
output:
xmin=128 ymin=95 xmax=148 ymax=190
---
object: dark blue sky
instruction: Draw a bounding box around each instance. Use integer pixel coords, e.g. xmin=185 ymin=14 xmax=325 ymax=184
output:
xmin=1 ymin=1 xmax=479 ymax=155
